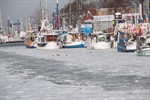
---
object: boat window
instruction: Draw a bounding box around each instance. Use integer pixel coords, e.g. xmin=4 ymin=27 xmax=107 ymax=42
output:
xmin=41 ymin=37 xmax=44 ymax=42
xmin=119 ymin=32 xmax=124 ymax=39
xmin=37 ymin=37 xmax=40 ymax=43
xmin=63 ymin=31 xmax=67 ymax=34
xmin=99 ymin=36 xmax=105 ymax=41
xmin=38 ymin=37 xmax=44 ymax=43
xmin=45 ymin=35 xmax=57 ymax=42
xmin=45 ymin=22 xmax=48 ymax=26
xmin=31 ymin=37 xmax=35 ymax=42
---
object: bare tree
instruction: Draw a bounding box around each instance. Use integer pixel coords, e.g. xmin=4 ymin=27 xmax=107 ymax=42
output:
xmin=30 ymin=8 xmax=42 ymax=26
xmin=60 ymin=0 xmax=89 ymax=27
xmin=101 ymin=0 xmax=134 ymax=14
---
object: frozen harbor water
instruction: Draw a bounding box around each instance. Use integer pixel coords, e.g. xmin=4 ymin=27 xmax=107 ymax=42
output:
xmin=0 ymin=46 xmax=150 ymax=100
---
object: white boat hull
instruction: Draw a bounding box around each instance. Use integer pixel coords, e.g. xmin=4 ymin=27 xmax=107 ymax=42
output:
xmin=37 ymin=42 xmax=60 ymax=50
xmin=126 ymin=42 xmax=136 ymax=51
xmin=136 ymin=48 xmax=150 ymax=56
xmin=91 ymin=42 xmax=111 ymax=49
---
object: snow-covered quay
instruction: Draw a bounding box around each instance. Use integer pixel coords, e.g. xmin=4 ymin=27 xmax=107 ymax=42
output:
xmin=0 ymin=46 xmax=150 ymax=100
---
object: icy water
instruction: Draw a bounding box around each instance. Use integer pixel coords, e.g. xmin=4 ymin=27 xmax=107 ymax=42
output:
xmin=0 ymin=46 xmax=150 ymax=100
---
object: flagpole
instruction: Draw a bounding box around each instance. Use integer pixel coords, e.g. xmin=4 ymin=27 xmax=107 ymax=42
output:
xmin=57 ymin=0 xmax=59 ymax=29
xmin=54 ymin=0 xmax=59 ymax=30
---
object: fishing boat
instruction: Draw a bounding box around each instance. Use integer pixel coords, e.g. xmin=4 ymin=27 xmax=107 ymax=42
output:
xmin=137 ymin=48 xmax=150 ymax=56
xmin=35 ymin=0 xmax=61 ymax=49
xmin=24 ymin=33 xmax=37 ymax=48
xmin=114 ymin=17 xmax=137 ymax=52
xmin=35 ymin=12 xmax=60 ymax=49
xmin=57 ymin=31 xmax=85 ymax=48
xmin=136 ymin=23 xmax=150 ymax=56
xmin=86 ymin=31 xmax=111 ymax=49
xmin=136 ymin=35 xmax=150 ymax=56
xmin=24 ymin=18 xmax=37 ymax=48
xmin=117 ymin=31 xmax=136 ymax=52
xmin=36 ymin=31 xmax=60 ymax=49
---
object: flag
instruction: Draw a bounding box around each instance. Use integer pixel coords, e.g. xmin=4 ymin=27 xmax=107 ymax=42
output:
xmin=54 ymin=15 xmax=59 ymax=29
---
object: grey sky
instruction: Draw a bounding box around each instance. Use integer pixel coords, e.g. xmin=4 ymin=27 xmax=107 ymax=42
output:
xmin=0 ymin=0 xmax=69 ymax=24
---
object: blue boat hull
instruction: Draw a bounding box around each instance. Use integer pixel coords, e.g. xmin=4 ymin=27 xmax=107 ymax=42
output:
xmin=26 ymin=45 xmax=36 ymax=48
xmin=64 ymin=43 xmax=85 ymax=48
xmin=117 ymin=32 xmax=136 ymax=52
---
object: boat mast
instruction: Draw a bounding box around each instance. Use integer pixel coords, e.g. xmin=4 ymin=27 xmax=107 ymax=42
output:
xmin=45 ymin=0 xmax=48 ymax=18
xmin=7 ymin=18 xmax=10 ymax=34
xmin=69 ymin=0 xmax=72 ymax=26
xmin=57 ymin=0 xmax=59 ymax=17
xmin=41 ymin=0 xmax=44 ymax=21
xmin=20 ymin=17 xmax=23 ymax=31
xmin=25 ymin=15 xmax=28 ymax=33
xmin=11 ymin=19 xmax=14 ymax=34
xmin=0 ymin=3 xmax=4 ymax=33
xmin=40 ymin=0 xmax=42 ymax=21
xmin=147 ymin=0 xmax=150 ymax=22
xmin=17 ymin=19 xmax=20 ymax=34
xmin=0 ymin=8 xmax=2 ymax=32
xmin=149 ymin=0 xmax=150 ymax=14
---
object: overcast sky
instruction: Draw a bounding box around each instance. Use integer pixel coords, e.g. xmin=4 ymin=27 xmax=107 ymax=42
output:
xmin=0 ymin=0 xmax=69 ymax=24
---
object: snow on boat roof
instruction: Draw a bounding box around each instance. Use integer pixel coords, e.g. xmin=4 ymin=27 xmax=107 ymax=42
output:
xmin=93 ymin=15 xmax=114 ymax=21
